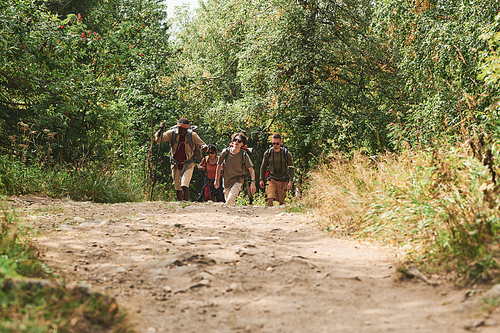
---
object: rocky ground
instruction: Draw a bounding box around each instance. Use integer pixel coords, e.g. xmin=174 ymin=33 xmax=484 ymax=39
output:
xmin=6 ymin=195 xmax=500 ymax=333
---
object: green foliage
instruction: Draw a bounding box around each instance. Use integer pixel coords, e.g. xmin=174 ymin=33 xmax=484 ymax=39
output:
xmin=478 ymin=16 xmax=500 ymax=86
xmin=173 ymin=0 xmax=398 ymax=172
xmin=234 ymin=189 xmax=294 ymax=207
xmin=0 ymin=209 xmax=46 ymax=279
xmin=2 ymin=0 xmax=500 ymax=210
xmin=373 ymin=0 xmax=498 ymax=147
xmin=0 ymin=0 xmax=183 ymax=201
xmin=0 ymin=0 xmax=176 ymax=169
xmin=477 ymin=13 xmax=500 ymax=136
xmin=234 ymin=189 xmax=268 ymax=206
xmin=305 ymin=138 xmax=500 ymax=283
xmin=481 ymin=294 xmax=500 ymax=313
xmin=235 ymin=190 xmax=249 ymax=206
xmin=358 ymin=142 xmax=500 ymax=282
xmin=0 ymin=155 xmax=146 ymax=203
xmin=171 ymin=0 xmax=500 ymax=164
xmin=251 ymin=191 xmax=267 ymax=207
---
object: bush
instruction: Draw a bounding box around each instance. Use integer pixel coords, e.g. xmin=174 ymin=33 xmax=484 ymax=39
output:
xmin=0 ymin=156 xmax=147 ymax=203
xmin=304 ymin=139 xmax=500 ymax=284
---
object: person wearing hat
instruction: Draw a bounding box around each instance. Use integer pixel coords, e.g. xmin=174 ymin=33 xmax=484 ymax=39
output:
xmin=155 ymin=118 xmax=207 ymax=201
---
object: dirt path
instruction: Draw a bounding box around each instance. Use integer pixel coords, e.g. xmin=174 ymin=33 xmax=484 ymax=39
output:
xmin=7 ymin=196 xmax=500 ymax=333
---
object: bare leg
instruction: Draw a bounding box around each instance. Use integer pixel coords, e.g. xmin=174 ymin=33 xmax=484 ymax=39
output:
xmin=267 ymin=198 xmax=274 ymax=207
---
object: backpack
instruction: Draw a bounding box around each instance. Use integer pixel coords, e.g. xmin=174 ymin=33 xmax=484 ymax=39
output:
xmin=265 ymin=145 xmax=289 ymax=181
xmin=170 ymin=124 xmax=203 ymax=163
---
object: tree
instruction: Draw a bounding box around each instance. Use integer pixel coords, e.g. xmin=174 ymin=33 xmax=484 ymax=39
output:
xmin=372 ymin=0 xmax=498 ymax=146
xmin=172 ymin=0 xmax=399 ymax=172
xmin=0 ymin=0 xmax=176 ymax=168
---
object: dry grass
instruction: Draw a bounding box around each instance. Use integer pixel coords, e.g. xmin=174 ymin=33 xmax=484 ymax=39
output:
xmin=303 ymin=151 xmax=417 ymax=237
xmin=303 ymin=142 xmax=500 ymax=283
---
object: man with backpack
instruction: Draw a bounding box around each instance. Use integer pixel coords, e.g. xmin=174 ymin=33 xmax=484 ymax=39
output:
xmin=155 ymin=118 xmax=207 ymax=201
xmin=259 ymin=133 xmax=294 ymax=207
xmin=214 ymin=133 xmax=257 ymax=205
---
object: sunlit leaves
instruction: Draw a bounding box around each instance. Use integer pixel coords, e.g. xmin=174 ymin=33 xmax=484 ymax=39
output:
xmin=0 ymin=0 xmax=174 ymax=165
xmin=173 ymin=0 xmax=398 ymax=167
xmin=373 ymin=0 xmax=498 ymax=146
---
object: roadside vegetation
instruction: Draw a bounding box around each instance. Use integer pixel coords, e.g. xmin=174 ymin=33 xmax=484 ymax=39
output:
xmin=304 ymin=136 xmax=500 ymax=285
xmin=0 ymin=199 xmax=134 ymax=332
xmin=0 ymin=155 xmax=149 ymax=203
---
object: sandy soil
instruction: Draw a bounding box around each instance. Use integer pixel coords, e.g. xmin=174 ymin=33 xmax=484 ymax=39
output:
xmin=6 ymin=195 xmax=500 ymax=333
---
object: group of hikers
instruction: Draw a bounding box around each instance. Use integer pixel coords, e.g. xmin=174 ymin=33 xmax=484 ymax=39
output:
xmin=155 ymin=118 xmax=294 ymax=206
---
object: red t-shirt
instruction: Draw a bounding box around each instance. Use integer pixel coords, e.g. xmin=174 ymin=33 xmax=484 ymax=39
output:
xmin=173 ymin=136 xmax=186 ymax=170
xmin=199 ymin=157 xmax=217 ymax=179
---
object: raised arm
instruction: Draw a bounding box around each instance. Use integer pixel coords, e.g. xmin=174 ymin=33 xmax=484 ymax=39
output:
xmin=198 ymin=158 xmax=206 ymax=171
xmin=155 ymin=128 xmax=173 ymax=144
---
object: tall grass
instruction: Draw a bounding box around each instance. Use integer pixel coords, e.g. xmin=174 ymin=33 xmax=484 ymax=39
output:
xmin=1 ymin=121 xmax=169 ymax=203
xmin=304 ymin=139 xmax=500 ymax=284
xmin=0 ymin=156 xmax=150 ymax=203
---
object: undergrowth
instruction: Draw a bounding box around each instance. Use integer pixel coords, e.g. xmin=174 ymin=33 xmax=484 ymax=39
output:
xmin=0 ymin=198 xmax=134 ymax=332
xmin=0 ymin=156 xmax=150 ymax=203
xmin=235 ymin=189 xmax=297 ymax=207
xmin=304 ymin=137 xmax=500 ymax=285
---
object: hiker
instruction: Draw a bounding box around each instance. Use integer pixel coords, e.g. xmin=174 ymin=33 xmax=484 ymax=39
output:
xmin=197 ymin=144 xmax=225 ymax=202
xmin=214 ymin=133 xmax=257 ymax=205
xmin=155 ymin=118 xmax=207 ymax=201
xmin=259 ymin=133 xmax=294 ymax=207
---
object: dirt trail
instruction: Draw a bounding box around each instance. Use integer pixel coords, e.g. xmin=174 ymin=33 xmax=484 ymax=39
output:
xmin=7 ymin=196 xmax=500 ymax=333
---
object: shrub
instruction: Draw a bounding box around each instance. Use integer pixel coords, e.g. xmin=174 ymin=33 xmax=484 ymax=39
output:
xmin=0 ymin=156 xmax=147 ymax=203
xmin=304 ymin=139 xmax=500 ymax=284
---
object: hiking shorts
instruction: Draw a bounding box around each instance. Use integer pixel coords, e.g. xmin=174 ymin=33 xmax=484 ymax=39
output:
xmin=171 ymin=164 xmax=194 ymax=191
xmin=224 ymin=182 xmax=242 ymax=205
xmin=265 ymin=178 xmax=287 ymax=204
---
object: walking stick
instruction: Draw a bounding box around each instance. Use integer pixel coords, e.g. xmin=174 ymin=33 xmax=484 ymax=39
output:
xmin=150 ymin=125 xmax=164 ymax=201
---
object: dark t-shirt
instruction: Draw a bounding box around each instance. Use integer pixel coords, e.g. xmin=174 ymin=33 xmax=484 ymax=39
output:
xmin=260 ymin=147 xmax=294 ymax=180
xmin=218 ymin=148 xmax=253 ymax=188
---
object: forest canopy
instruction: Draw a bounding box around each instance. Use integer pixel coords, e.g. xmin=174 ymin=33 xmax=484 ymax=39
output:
xmin=2 ymin=0 xmax=500 ymax=192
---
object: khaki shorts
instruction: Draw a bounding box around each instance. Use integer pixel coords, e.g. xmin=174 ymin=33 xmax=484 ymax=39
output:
xmin=171 ymin=164 xmax=194 ymax=191
xmin=265 ymin=178 xmax=287 ymax=204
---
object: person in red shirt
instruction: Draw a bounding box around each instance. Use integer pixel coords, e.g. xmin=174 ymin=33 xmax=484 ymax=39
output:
xmin=197 ymin=144 xmax=225 ymax=202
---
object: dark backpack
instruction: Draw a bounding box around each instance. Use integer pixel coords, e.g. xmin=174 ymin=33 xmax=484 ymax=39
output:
xmin=170 ymin=124 xmax=203 ymax=162
xmin=265 ymin=145 xmax=289 ymax=180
